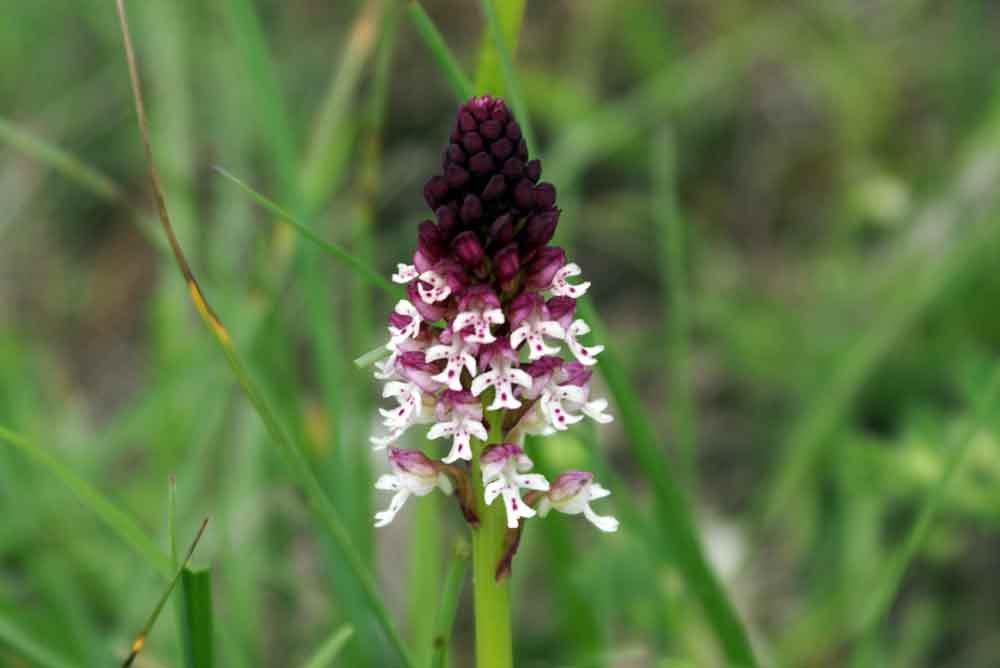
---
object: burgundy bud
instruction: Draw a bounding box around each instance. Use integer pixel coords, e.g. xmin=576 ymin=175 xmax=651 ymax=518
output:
xmin=502 ymin=158 xmax=524 ymax=179
xmin=520 ymin=209 xmax=560 ymax=251
xmin=524 ymin=159 xmax=541 ymax=183
xmin=507 ymin=292 xmax=543 ymax=328
xmin=490 ymin=138 xmax=513 ymax=160
xmin=460 ymin=194 xmax=483 ymax=223
xmin=446 ymin=143 xmax=466 ymax=164
xmin=494 ymin=243 xmax=520 ymax=288
xmin=435 ymin=206 xmax=459 ymax=239
xmin=445 ymin=164 xmax=470 ymax=189
xmin=534 ymin=182 xmax=557 ymax=209
xmin=459 ymin=112 xmax=477 ymax=132
xmin=546 ymin=295 xmax=576 ymax=327
xmin=469 ymin=152 xmax=495 ymax=174
xmin=423 ymin=175 xmax=449 ymax=209
xmin=513 ymin=179 xmax=535 ymax=210
xmin=452 ymin=230 xmax=485 ymax=267
xmin=480 ymin=119 xmax=502 ymax=140
xmin=417 ymin=220 xmax=446 ymax=260
xmin=505 ymin=121 xmax=522 ymax=142
xmin=561 ymin=361 xmax=593 ymax=387
xmin=525 ymin=246 xmax=566 ymax=290
xmin=488 ymin=214 xmax=515 ymax=247
xmin=462 ymin=132 xmax=484 ymax=154
xmin=482 ymin=174 xmax=507 ymax=200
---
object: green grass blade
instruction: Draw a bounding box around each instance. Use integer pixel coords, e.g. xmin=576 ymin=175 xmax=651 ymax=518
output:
xmin=221 ymin=0 xmax=298 ymax=193
xmin=113 ymin=5 xmax=417 ymax=665
xmin=856 ymin=362 xmax=1000 ymax=636
xmin=0 ymin=610 xmax=81 ymax=668
xmin=473 ymin=0 xmax=524 ymax=93
xmin=301 ymin=626 xmax=355 ymax=668
xmin=123 ymin=519 xmax=209 ymax=667
xmin=477 ymin=0 xmax=535 ymax=153
xmin=300 ymin=0 xmax=382 ymax=208
xmin=0 ymin=116 xmax=125 ymax=203
xmin=178 ymin=568 xmax=214 ymax=668
xmin=407 ymin=2 xmax=475 ymax=102
xmin=213 ymin=166 xmax=400 ymax=297
xmin=431 ymin=539 xmax=471 ymax=668
xmin=577 ymin=300 xmax=758 ymax=668
xmin=0 ymin=425 xmax=171 ymax=578
xmin=652 ymin=130 xmax=698 ymax=488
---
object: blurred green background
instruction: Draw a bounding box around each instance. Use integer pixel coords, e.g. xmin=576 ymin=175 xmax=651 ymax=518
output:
xmin=3 ymin=1 xmax=1000 ymax=666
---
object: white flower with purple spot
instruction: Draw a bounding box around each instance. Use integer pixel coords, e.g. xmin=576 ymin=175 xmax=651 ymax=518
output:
xmin=374 ymin=448 xmax=453 ymax=527
xmin=392 ymin=263 xmax=419 ymax=284
xmin=564 ymin=319 xmax=603 ymax=366
xmin=425 ymin=333 xmax=477 ymax=391
xmin=427 ymin=391 xmax=487 ymax=463
xmin=417 ymin=270 xmax=451 ymax=303
xmin=549 ymin=263 xmax=590 ymax=298
xmin=471 ymin=340 xmax=532 ymax=410
xmin=481 ymin=444 xmax=550 ymax=529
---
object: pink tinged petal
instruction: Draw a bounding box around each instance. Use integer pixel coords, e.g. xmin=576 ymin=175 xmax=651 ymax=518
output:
xmin=392 ymin=263 xmax=419 ymax=284
xmin=388 ymin=300 xmax=423 ymax=343
xmin=550 ymin=263 xmax=591 ymax=298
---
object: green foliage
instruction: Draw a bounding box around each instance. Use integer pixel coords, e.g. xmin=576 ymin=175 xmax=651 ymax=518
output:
xmin=3 ymin=1 xmax=1000 ymax=666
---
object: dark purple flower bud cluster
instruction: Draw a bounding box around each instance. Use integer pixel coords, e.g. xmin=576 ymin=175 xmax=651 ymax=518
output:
xmin=417 ymin=95 xmax=560 ymax=298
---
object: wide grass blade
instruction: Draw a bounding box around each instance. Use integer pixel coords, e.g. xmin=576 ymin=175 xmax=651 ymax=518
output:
xmin=0 ymin=611 xmax=81 ymax=668
xmin=213 ymin=166 xmax=399 ymax=296
xmin=123 ymin=519 xmax=209 ymax=667
xmin=431 ymin=539 xmax=471 ymax=668
xmin=856 ymin=362 xmax=1000 ymax=636
xmin=477 ymin=0 xmax=536 ymax=153
xmin=407 ymin=2 xmax=475 ymax=102
xmin=0 ymin=425 xmax=171 ymax=577
xmin=178 ymin=568 xmax=214 ymax=668
xmin=301 ymin=626 xmax=355 ymax=668
xmin=113 ymin=4 xmax=417 ymax=667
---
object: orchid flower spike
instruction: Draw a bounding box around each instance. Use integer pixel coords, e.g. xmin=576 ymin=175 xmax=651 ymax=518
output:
xmin=368 ymin=95 xmax=618 ymax=560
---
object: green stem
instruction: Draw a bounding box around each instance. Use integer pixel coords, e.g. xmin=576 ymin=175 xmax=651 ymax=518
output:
xmin=471 ymin=407 xmax=513 ymax=668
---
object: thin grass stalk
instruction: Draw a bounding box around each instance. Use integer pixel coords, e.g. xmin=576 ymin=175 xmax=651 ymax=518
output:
xmin=112 ymin=4 xmax=418 ymax=666
xmin=300 ymin=626 xmax=355 ymax=668
xmin=407 ymin=2 xmax=475 ymax=102
xmin=652 ymin=130 xmax=698 ymax=489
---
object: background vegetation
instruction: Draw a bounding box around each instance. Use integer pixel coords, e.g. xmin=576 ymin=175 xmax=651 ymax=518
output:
xmin=2 ymin=1 xmax=1000 ymax=666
